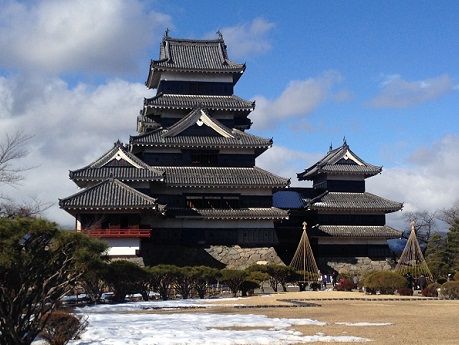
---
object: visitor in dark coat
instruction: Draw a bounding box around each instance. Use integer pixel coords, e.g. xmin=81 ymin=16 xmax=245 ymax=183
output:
xmin=418 ymin=274 xmax=427 ymax=290
xmin=406 ymin=272 xmax=414 ymax=289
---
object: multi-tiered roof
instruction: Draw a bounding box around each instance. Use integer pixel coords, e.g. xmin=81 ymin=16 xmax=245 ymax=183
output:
xmin=60 ymin=33 xmax=289 ymax=258
xmin=297 ymin=141 xmax=402 ymax=239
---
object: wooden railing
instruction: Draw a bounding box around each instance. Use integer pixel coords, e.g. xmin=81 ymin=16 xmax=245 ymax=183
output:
xmin=82 ymin=228 xmax=151 ymax=238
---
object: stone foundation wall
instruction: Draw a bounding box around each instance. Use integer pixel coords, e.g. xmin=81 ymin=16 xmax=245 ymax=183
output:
xmin=317 ymin=257 xmax=395 ymax=275
xmin=140 ymin=243 xmax=284 ymax=268
xmin=205 ymin=245 xmax=284 ymax=269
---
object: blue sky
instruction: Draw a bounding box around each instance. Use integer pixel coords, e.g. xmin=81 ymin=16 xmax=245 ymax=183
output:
xmin=0 ymin=0 xmax=458 ymax=229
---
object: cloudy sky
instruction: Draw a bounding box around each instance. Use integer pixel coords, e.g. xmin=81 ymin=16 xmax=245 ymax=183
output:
xmin=1 ymin=0 xmax=458 ymax=230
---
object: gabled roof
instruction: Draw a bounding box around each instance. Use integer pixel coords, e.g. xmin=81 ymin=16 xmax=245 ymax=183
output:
xmin=146 ymin=35 xmax=245 ymax=88
xmin=59 ymin=178 xmax=165 ymax=213
xmin=154 ymin=166 xmax=290 ymax=189
xmin=69 ymin=141 xmax=164 ymax=185
xmin=308 ymin=192 xmax=403 ymax=213
xmin=164 ymin=108 xmax=234 ymax=138
xmin=297 ymin=142 xmax=382 ymax=180
xmin=167 ymin=207 xmax=288 ymax=220
xmin=130 ymin=108 xmax=272 ymax=151
xmin=144 ymin=94 xmax=254 ymax=112
xmin=309 ymin=225 xmax=401 ymax=239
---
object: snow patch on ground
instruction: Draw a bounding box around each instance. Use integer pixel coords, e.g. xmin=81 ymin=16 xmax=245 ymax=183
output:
xmin=335 ymin=322 xmax=393 ymax=327
xmin=69 ymin=301 xmax=370 ymax=344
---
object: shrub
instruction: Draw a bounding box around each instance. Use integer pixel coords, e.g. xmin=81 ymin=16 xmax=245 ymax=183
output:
xmin=335 ymin=278 xmax=354 ymax=291
xmin=174 ymin=266 xmax=194 ymax=299
xmin=149 ymin=265 xmax=180 ymax=300
xmin=397 ymin=287 xmax=414 ymax=296
xmin=363 ymin=271 xmax=406 ymax=295
xmin=440 ymin=281 xmax=459 ymax=299
xmin=240 ymin=280 xmax=260 ymax=297
xmin=422 ymin=283 xmax=441 ymax=297
xmin=454 ymin=272 xmax=459 ymax=281
xmin=40 ymin=310 xmax=87 ymax=345
xmin=266 ymin=265 xmax=297 ymax=292
xmin=437 ymin=277 xmax=447 ymax=284
xmin=104 ymin=261 xmax=148 ymax=303
xmin=190 ymin=266 xmax=219 ymax=299
xmin=221 ymin=269 xmax=247 ymax=297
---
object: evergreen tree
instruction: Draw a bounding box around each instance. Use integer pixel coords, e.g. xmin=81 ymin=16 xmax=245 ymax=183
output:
xmin=446 ymin=219 xmax=459 ymax=273
xmin=424 ymin=232 xmax=448 ymax=279
xmin=0 ymin=217 xmax=106 ymax=345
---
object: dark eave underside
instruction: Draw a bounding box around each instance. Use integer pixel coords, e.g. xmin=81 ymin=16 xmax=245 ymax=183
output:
xmin=144 ymin=94 xmax=254 ymax=111
xmin=153 ymin=166 xmax=289 ymax=188
xmin=310 ymin=192 xmax=403 ymax=213
xmin=310 ymin=225 xmax=401 ymax=238
xmin=167 ymin=207 xmax=288 ymax=220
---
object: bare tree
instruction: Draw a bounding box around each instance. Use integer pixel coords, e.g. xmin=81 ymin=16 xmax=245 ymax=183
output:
xmin=438 ymin=201 xmax=459 ymax=226
xmin=403 ymin=210 xmax=437 ymax=242
xmin=0 ymin=131 xmax=31 ymax=186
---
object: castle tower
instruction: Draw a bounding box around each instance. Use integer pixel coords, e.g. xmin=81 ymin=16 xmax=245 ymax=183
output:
xmin=60 ymin=33 xmax=289 ymax=267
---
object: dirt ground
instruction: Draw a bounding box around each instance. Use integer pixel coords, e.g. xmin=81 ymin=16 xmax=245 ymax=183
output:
xmin=182 ymin=291 xmax=459 ymax=344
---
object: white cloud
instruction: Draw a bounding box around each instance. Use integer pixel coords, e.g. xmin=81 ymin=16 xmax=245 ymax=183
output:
xmin=250 ymin=71 xmax=342 ymax=129
xmin=217 ymin=18 xmax=275 ymax=58
xmin=256 ymin=146 xmax=321 ymax=186
xmin=0 ymin=0 xmax=170 ymax=75
xmin=370 ymin=74 xmax=454 ymax=108
xmin=367 ymin=135 xmax=459 ymax=227
xmin=0 ymin=75 xmax=154 ymax=226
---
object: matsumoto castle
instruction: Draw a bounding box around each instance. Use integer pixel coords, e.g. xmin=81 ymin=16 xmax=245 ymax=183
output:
xmin=60 ymin=32 xmax=403 ymax=272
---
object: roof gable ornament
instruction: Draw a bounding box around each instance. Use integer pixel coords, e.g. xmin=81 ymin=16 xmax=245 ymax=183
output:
xmin=216 ymin=30 xmax=223 ymax=40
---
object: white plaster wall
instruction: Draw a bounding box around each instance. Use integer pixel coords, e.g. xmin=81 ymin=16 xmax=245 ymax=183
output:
xmin=104 ymin=238 xmax=140 ymax=256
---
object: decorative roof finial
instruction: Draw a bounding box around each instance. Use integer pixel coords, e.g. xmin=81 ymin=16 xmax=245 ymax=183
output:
xmin=410 ymin=220 xmax=416 ymax=233
xmin=343 ymin=136 xmax=347 ymax=146
xmin=329 ymin=142 xmax=333 ymax=151
xmin=302 ymin=221 xmax=307 ymax=231
xmin=164 ymin=28 xmax=170 ymax=38
xmin=216 ymin=30 xmax=223 ymax=40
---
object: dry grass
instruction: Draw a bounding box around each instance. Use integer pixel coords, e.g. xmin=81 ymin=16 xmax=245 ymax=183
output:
xmin=186 ymin=291 xmax=459 ymax=344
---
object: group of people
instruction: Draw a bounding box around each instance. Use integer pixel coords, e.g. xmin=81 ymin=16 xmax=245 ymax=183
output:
xmin=319 ymin=271 xmax=345 ymax=289
xmin=405 ymin=272 xmax=428 ymax=290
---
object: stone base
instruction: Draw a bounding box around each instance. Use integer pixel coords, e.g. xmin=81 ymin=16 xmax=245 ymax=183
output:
xmin=205 ymin=245 xmax=284 ymax=269
xmin=140 ymin=243 xmax=284 ymax=268
xmin=317 ymin=257 xmax=396 ymax=275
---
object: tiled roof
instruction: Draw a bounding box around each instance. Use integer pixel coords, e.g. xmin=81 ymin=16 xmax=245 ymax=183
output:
xmin=146 ymin=36 xmax=245 ymax=88
xmin=131 ymin=129 xmax=271 ymax=149
xmin=131 ymin=108 xmax=272 ymax=149
xmin=154 ymin=166 xmax=290 ymax=188
xmin=70 ymin=167 xmax=164 ymax=182
xmin=310 ymin=225 xmax=401 ymax=238
xmin=59 ymin=179 xmax=165 ymax=212
xmin=298 ymin=142 xmax=382 ymax=180
xmin=168 ymin=207 xmax=288 ymax=220
xmin=309 ymin=192 xmax=403 ymax=213
xmin=69 ymin=141 xmax=164 ymax=185
xmin=144 ymin=94 xmax=254 ymax=111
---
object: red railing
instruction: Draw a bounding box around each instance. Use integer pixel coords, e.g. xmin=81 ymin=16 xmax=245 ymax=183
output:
xmin=82 ymin=228 xmax=151 ymax=238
